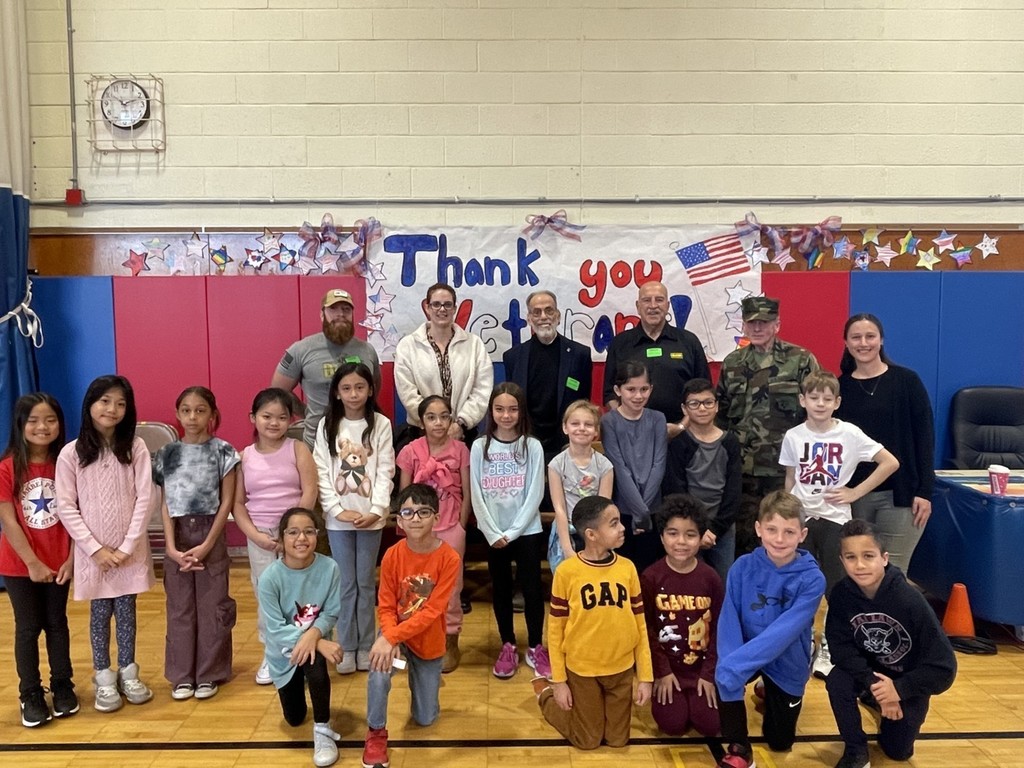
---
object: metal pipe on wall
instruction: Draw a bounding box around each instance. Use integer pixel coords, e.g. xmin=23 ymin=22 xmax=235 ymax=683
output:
xmin=64 ymin=0 xmax=80 ymax=198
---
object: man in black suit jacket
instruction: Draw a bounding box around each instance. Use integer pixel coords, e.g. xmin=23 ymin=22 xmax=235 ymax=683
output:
xmin=503 ymin=290 xmax=593 ymax=464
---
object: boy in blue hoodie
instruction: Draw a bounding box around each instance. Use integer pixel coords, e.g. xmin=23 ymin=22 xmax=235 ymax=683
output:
xmin=715 ymin=490 xmax=826 ymax=768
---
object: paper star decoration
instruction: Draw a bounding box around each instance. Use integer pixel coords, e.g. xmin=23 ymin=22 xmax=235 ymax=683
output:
xmin=832 ymin=236 xmax=853 ymax=260
xmin=976 ymin=234 xmax=999 ymax=259
xmin=274 ymin=246 xmax=297 ymax=272
xmin=724 ymin=306 xmax=745 ymax=333
xmin=915 ymin=247 xmax=940 ymax=271
xmin=932 ymin=229 xmax=957 ymax=254
xmin=804 ymin=247 xmax=823 ymax=270
xmin=318 ymin=249 xmax=342 ymax=274
xmin=258 ymin=228 xmax=282 ymax=254
xmin=744 ymin=240 xmax=770 ymax=268
xmin=142 ymin=237 xmax=169 ymax=262
xmin=359 ymin=312 xmax=385 ymax=336
xmin=860 ymin=228 xmax=884 ymax=246
xmin=949 ymin=246 xmax=973 ymax=269
xmin=370 ymin=286 xmax=397 ymax=313
xmin=296 ymin=250 xmax=320 ymax=276
xmin=853 ymin=250 xmax=871 ymax=271
xmin=383 ymin=324 xmax=401 ymax=350
xmin=873 ymin=243 xmax=898 ymax=268
xmin=363 ymin=260 xmax=387 ymax=288
xmin=243 ymin=248 xmax=269 ymax=271
xmin=184 ymin=232 xmax=209 ymax=261
xmin=899 ymin=230 xmax=921 ymax=255
xmin=725 ymin=281 xmax=752 ymax=306
xmin=122 ymin=250 xmax=150 ymax=277
xmin=771 ymin=247 xmax=795 ymax=271
xmin=210 ymin=245 xmax=232 ymax=273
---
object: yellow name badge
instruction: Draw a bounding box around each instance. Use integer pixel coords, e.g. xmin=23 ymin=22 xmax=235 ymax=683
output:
xmin=670 ymin=352 xmax=684 ymax=359
xmin=646 ymin=348 xmax=663 ymax=358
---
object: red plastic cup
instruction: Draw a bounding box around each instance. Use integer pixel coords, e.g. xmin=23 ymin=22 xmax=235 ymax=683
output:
xmin=988 ymin=464 xmax=1010 ymax=496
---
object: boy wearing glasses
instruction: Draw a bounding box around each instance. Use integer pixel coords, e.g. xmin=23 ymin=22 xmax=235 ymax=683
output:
xmin=361 ymin=484 xmax=460 ymax=768
xmin=663 ymin=378 xmax=742 ymax=581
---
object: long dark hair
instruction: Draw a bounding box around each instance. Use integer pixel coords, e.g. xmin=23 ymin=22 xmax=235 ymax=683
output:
xmin=840 ymin=313 xmax=894 ymax=375
xmin=76 ymin=375 xmax=137 ymax=467
xmin=481 ymin=381 xmax=530 ymax=463
xmin=176 ymin=385 xmax=221 ymax=433
xmin=2 ymin=393 xmax=65 ymax=496
xmin=325 ymin=362 xmax=378 ymax=457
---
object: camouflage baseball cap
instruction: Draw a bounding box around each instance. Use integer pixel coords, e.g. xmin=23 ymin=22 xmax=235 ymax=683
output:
xmin=741 ymin=296 xmax=780 ymax=321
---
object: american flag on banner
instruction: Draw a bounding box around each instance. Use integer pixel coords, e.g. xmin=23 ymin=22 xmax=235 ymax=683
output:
xmin=675 ymin=232 xmax=750 ymax=287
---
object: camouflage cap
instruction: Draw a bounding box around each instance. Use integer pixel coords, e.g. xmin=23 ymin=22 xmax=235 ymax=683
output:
xmin=741 ymin=296 xmax=780 ymax=321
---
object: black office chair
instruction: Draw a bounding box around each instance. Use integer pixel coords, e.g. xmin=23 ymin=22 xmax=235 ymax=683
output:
xmin=949 ymin=386 xmax=1024 ymax=469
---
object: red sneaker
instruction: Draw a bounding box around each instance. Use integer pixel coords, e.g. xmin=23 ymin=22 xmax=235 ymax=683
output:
xmin=361 ymin=727 xmax=389 ymax=768
xmin=717 ymin=743 xmax=756 ymax=768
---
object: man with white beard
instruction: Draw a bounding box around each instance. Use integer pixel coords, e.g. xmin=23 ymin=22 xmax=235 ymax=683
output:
xmin=503 ymin=290 xmax=593 ymax=464
xmin=271 ymin=289 xmax=381 ymax=449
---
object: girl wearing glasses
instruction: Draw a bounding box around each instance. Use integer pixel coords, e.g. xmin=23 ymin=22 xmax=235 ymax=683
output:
xmin=314 ymin=362 xmax=395 ymax=675
xmin=258 ymin=508 xmax=343 ymax=768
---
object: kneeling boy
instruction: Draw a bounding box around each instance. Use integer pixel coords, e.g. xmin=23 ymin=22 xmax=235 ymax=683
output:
xmin=362 ymin=484 xmax=460 ymax=768
xmin=535 ymin=495 xmax=653 ymax=749
xmin=715 ymin=490 xmax=825 ymax=768
xmin=825 ymin=519 xmax=956 ymax=768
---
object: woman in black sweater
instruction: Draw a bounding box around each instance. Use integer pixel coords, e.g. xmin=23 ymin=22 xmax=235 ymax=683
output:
xmin=835 ymin=313 xmax=935 ymax=572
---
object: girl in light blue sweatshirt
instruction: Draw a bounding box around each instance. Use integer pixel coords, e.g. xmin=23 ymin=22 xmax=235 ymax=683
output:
xmin=470 ymin=383 xmax=547 ymax=681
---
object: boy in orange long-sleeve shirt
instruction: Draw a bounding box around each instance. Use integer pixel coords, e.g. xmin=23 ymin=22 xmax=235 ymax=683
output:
xmin=533 ymin=495 xmax=654 ymax=750
xmin=362 ymin=484 xmax=460 ymax=768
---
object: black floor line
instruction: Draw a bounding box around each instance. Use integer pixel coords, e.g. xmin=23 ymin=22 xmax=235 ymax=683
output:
xmin=4 ymin=730 xmax=1022 ymax=753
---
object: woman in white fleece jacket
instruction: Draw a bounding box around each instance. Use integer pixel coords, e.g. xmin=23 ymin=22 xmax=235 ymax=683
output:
xmin=393 ymin=282 xmax=493 ymax=442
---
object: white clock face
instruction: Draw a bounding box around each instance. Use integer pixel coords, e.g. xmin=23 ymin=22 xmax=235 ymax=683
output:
xmin=100 ymin=79 xmax=150 ymax=129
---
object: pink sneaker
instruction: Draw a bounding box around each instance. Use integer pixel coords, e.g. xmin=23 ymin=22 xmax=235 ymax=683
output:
xmin=526 ymin=645 xmax=552 ymax=679
xmin=492 ymin=642 xmax=519 ymax=679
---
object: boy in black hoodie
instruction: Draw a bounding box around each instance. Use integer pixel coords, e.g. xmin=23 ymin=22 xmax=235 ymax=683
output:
xmin=825 ymin=519 xmax=956 ymax=768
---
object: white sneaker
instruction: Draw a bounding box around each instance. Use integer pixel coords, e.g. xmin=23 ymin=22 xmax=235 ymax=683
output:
xmin=313 ymin=722 xmax=340 ymax=767
xmin=93 ymin=668 xmax=123 ymax=713
xmin=812 ymin=638 xmax=834 ymax=679
xmin=118 ymin=663 xmax=154 ymax=705
xmin=336 ymin=651 xmax=356 ymax=675
xmin=255 ymin=660 xmax=272 ymax=685
xmin=356 ymin=650 xmax=371 ymax=672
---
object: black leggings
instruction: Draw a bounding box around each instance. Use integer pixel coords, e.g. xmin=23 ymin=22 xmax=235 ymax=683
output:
xmin=5 ymin=576 xmax=73 ymax=695
xmin=487 ymin=531 xmax=545 ymax=648
xmin=278 ymin=653 xmax=331 ymax=726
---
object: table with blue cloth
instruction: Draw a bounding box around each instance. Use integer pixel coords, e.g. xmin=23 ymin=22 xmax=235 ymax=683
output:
xmin=910 ymin=470 xmax=1024 ymax=627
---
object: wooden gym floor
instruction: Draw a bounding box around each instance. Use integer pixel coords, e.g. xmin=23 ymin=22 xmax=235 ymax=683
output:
xmin=2 ymin=561 xmax=1023 ymax=768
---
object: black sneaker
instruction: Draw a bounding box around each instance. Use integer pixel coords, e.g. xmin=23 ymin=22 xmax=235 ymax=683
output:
xmin=835 ymin=748 xmax=870 ymax=768
xmin=52 ymin=680 xmax=80 ymax=718
xmin=20 ymin=688 xmax=52 ymax=727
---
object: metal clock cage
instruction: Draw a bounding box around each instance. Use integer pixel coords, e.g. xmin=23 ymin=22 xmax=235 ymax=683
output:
xmin=86 ymin=73 xmax=166 ymax=154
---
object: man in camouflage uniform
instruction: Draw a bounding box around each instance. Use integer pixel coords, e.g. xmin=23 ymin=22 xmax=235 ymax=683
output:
xmin=716 ymin=296 xmax=819 ymax=555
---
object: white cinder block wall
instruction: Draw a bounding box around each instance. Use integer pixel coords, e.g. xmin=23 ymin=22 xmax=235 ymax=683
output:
xmin=25 ymin=0 xmax=1024 ymax=228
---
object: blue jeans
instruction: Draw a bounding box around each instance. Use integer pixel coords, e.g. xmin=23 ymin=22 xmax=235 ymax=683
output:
xmin=366 ymin=645 xmax=443 ymax=730
xmin=701 ymin=523 xmax=735 ymax=583
xmin=327 ymin=528 xmax=383 ymax=654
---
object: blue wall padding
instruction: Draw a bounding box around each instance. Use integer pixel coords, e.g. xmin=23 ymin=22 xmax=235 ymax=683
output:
xmin=934 ymin=272 xmax=1024 ymax=465
xmin=32 ymin=277 xmax=117 ymax=440
xmin=848 ymin=270 xmax=942 ymax=419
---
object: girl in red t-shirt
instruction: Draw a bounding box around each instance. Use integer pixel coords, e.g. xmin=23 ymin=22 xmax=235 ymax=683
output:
xmin=0 ymin=393 xmax=75 ymax=727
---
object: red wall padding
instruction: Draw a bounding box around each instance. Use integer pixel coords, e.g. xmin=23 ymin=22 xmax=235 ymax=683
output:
xmin=761 ymin=271 xmax=850 ymax=376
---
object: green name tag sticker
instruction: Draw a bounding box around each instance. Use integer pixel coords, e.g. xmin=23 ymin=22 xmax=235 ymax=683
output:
xmin=646 ymin=348 xmax=663 ymax=358
xmin=566 ymin=376 xmax=580 ymax=391
xmin=344 ymin=355 xmax=361 ymax=364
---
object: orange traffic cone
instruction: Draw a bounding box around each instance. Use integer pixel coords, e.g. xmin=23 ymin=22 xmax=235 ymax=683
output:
xmin=942 ymin=582 xmax=976 ymax=638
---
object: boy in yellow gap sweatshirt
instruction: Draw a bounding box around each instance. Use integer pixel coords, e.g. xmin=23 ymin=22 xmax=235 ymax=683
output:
xmin=533 ymin=495 xmax=654 ymax=749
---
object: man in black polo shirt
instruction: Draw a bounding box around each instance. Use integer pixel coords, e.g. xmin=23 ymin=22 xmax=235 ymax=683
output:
xmin=602 ymin=281 xmax=710 ymax=438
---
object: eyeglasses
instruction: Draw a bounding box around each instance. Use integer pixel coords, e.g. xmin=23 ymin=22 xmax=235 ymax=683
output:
xmin=528 ymin=307 xmax=558 ymax=318
xmin=423 ymin=412 xmax=452 ymax=423
xmin=397 ymin=507 xmax=437 ymax=520
xmin=429 ymin=301 xmax=455 ymax=311
xmin=283 ymin=527 xmax=318 ymax=538
xmin=684 ymin=399 xmax=717 ymax=410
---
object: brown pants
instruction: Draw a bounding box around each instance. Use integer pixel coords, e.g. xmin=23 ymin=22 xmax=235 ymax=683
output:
xmin=540 ymin=667 xmax=635 ymax=750
xmin=164 ymin=515 xmax=236 ymax=686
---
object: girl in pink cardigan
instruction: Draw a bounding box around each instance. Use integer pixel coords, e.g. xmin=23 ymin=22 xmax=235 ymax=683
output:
xmin=56 ymin=375 xmax=155 ymax=714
